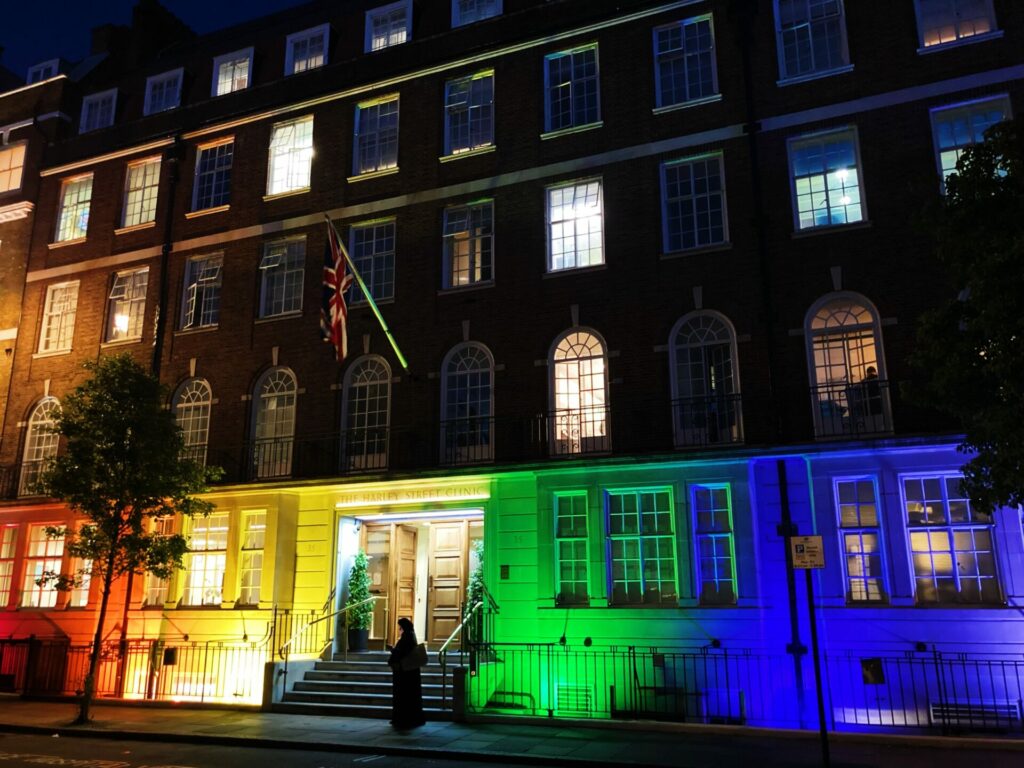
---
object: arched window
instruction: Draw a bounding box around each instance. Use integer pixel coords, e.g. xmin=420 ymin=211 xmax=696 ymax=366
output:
xmin=550 ymin=330 xmax=609 ymax=455
xmin=341 ymin=356 xmax=391 ymax=471
xmin=441 ymin=343 xmax=494 ymax=464
xmin=806 ymin=293 xmax=891 ymax=437
xmin=19 ymin=398 xmax=61 ymax=496
xmin=669 ymin=312 xmax=742 ymax=447
xmin=173 ymin=378 xmax=212 ymax=465
xmin=251 ymin=368 xmax=297 ymax=479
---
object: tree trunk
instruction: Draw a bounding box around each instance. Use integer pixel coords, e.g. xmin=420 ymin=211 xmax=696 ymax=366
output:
xmin=75 ymin=549 xmax=117 ymax=724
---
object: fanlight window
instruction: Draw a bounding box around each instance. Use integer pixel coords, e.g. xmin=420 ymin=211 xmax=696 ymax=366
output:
xmin=551 ymin=331 xmax=609 ymax=455
xmin=441 ymin=344 xmax=494 ymax=464
xmin=174 ymin=379 xmax=212 ymax=465
xmin=19 ymin=398 xmax=61 ymax=496
xmin=252 ymin=368 xmax=297 ymax=479
xmin=342 ymin=357 xmax=391 ymax=471
xmin=670 ymin=313 xmax=741 ymax=447
xmin=807 ymin=296 xmax=891 ymax=437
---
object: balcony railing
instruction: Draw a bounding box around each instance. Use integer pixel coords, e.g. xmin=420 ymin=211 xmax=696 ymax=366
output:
xmin=544 ymin=406 xmax=611 ymax=457
xmin=671 ymin=394 xmax=744 ymax=448
xmin=440 ymin=416 xmax=494 ymax=465
xmin=247 ymin=437 xmax=295 ymax=480
xmin=811 ymin=379 xmax=893 ymax=438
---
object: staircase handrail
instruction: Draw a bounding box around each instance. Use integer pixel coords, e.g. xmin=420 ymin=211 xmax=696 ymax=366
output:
xmin=278 ymin=595 xmax=384 ymax=660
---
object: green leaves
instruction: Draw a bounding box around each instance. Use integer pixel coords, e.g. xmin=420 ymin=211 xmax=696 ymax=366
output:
xmin=345 ymin=550 xmax=374 ymax=630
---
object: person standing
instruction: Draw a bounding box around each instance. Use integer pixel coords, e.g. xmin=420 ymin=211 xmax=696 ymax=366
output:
xmin=388 ymin=617 xmax=426 ymax=728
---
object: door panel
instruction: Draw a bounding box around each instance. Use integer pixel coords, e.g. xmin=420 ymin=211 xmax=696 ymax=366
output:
xmin=428 ymin=521 xmax=466 ymax=646
xmin=364 ymin=524 xmax=391 ymax=643
xmin=396 ymin=524 xmax=417 ymax=644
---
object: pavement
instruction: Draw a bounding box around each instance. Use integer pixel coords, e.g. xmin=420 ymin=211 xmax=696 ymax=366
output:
xmin=1 ymin=698 xmax=1023 ymax=767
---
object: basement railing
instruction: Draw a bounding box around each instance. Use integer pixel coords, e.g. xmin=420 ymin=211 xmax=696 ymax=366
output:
xmin=439 ymin=582 xmax=499 ymax=707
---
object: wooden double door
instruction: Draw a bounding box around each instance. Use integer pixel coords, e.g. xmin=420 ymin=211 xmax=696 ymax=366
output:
xmin=361 ymin=517 xmax=482 ymax=648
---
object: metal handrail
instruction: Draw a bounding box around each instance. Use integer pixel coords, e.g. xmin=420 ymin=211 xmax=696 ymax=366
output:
xmin=278 ymin=595 xmax=385 ymax=659
xmin=439 ymin=600 xmax=484 ymax=707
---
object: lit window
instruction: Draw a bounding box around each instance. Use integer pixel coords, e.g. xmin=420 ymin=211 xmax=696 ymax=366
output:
xmin=38 ymin=282 xmax=79 ymax=354
xmin=286 ymin=24 xmax=329 ymax=74
xmin=183 ymin=512 xmax=228 ymax=606
xmin=930 ymin=95 xmax=1010 ymax=191
xmin=267 ymin=116 xmax=313 ymax=195
xmin=26 ymin=59 xmax=59 ymax=84
xmin=22 ymin=524 xmax=64 ymax=608
xmin=144 ymin=69 xmax=183 ymax=115
xmin=835 ymin=478 xmax=887 ymax=602
xmin=693 ymin=484 xmax=736 ymax=605
xmin=444 ymin=71 xmax=494 ymax=156
xmin=19 ymin=398 xmax=61 ymax=497
xmin=774 ymin=0 xmax=849 ymax=81
xmin=180 ymin=255 xmax=222 ymax=330
xmin=915 ymin=0 xmax=997 ymax=48
xmin=192 ymin=140 xmax=233 ymax=211
xmin=106 ymin=267 xmax=149 ymax=342
xmin=554 ymin=493 xmax=588 ymax=605
xmin=607 ymin=489 xmax=677 ymax=605
xmin=0 ymin=144 xmax=26 ymax=194
xmin=68 ymin=557 xmax=92 ymax=607
xmin=453 ymin=0 xmax=502 ymax=27
xmin=441 ymin=343 xmax=494 ymax=464
xmin=0 ymin=525 xmax=18 ymax=608
xmin=239 ymin=511 xmax=266 ymax=605
xmin=54 ymin=175 xmax=93 ymax=242
xmin=547 ymin=179 xmax=603 ymax=271
xmin=259 ymin=238 xmax=305 ymax=318
xmin=662 ymin=154 xmax=728 ymax=252
xmin=143 ymin=516 xmax=175 ymax=606
xmin=443 ymin=200 xmax=493 ymax=288
xmin=366 ymin=1 xmax=411 ymax=52
xmin=653 ymin=15 xmax=718 ymax=108
xmin=353 ymin=97 xmax=399 ymax=175
xmin=806 ymin=294 xmax=891 ymax=438
xmin=342 ymin=356 xmax=391 ymax=471
xmin=251 ymin=368 xmax=297 ymax=480
xmin=670 ymin=312 xmax=742 ymax=447
xmin=348 ymin=220 xmax=395 ymax=303
xmin=788 ymin=128 xmax=864 ymax=230
xmin=122 ymin=157 xmax=161 ymax=228
xmin=174 ymin=379 xmax=212 ymax=466
xmin=550 ymin=330 xmax=609 ymax=456
xmin=80 ymin=89 xmax=117 ymax=133
xmin=212 ymin=49 xmax=253 ymax=96
xmin=544 ymin=45 xmax=600 ymax=133
xmin=903 ymin=475 xmax=1000 ymax=604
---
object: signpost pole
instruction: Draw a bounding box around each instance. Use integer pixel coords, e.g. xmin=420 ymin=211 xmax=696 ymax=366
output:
xmin=805 ymin=568 xmax=831 ymax=768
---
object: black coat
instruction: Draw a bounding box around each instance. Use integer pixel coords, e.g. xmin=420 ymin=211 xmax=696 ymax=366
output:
xmin=388 ymin=630 xmax=425 ymax=727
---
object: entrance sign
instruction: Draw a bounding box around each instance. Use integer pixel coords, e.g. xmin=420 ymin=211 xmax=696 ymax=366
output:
xmin=335 ymin=482 xmax=490 ymax=508
xmin=790 ymin=535 xmax=825 ymax=569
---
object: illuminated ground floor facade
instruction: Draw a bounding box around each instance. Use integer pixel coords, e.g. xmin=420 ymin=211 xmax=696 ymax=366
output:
xmin=2 ymin=437 xmax=1023 ymax=729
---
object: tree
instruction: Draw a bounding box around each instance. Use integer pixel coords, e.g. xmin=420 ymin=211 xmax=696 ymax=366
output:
xmin=344 ymin=550 xmax=374 ymax=630
xmin=39 ymin=353 xmax=219 ymax=724
xmin=911 ymin=116 xmax=1024 ymax=512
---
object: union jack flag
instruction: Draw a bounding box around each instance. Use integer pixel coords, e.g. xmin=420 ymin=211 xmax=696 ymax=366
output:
xmin=321 ymin=218 xmax=355 ymax=362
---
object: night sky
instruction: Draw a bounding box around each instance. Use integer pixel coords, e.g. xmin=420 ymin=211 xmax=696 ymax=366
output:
xmin=2 ymin=1 xmax=311 ymax=80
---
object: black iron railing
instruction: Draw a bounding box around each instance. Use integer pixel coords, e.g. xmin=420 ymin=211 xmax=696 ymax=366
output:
xmin=671 ymin=394 xmax=744 ymax=448
xmin=811 ymin=379 xmax=893 ymax=438
xmin=542 ymin=407 xmax=611 ymax=457
xmin=440 ymin=416 xmax=494 ymax=465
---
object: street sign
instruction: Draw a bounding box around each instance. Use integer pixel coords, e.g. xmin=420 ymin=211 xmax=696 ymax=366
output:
xmin=790 ymin=535 xmax=825 ymax=569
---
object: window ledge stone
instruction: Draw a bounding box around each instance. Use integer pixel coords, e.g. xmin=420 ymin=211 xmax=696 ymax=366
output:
xmin=255 ymin=311 xmax=303 ymax=324
xmin=185 ymin=204 xmax=230 ymax=219
xmin=438 ymin=281 xmax=495 ymax=296
xmin=542 ymin=263 xmax=606 ymax=279
xmin=652 ymin=93 xmax=723 ymax=115
xmin=541 ymin=121 xmax=603 ymax=141
xmin=776 ymin=64 xmax=854 ymax=88
xmin=440 ymin=144 xmax=497 ymax=163
xmin=48 ymin=237 xmax=87 ymax=249
xmin=263 ymin=188 xmax=310 ymax=202
xmin=347 ymin=167 xmax=399 ymax=184
xmin=917 ymin=30 xmax=1003 ymax=55
xmin=660 ymin=242 xmax=732 ymax=259
xmin=114 ymin=221 xmax=157 ymax=235
xmin=792 ymin=220 xmax=872 ymax=239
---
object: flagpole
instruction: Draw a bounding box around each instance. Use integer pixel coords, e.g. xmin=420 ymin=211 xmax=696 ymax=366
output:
xmin=325 ymin=215 xmax=410 ymax=372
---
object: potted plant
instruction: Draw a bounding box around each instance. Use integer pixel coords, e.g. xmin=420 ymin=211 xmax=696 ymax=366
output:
xmin=464 ymin=540 xmax=485 ymax=645
xmin=345 ymin=550 xmax=374 ymax=652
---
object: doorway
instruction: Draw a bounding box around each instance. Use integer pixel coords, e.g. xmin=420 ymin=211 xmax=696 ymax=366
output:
xmin=359 ymin=514 xmax=482 ymax=649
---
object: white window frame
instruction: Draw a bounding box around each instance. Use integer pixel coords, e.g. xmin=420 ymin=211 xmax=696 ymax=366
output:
xmin=365 ymin=1 xmax=412 ymax=52
xmin=19 ymin=398 xmax=61 ymax=497
xmin=452 ymin=0 xmax=502 ymax=27
xmin=192 ymin=139 xmax=234 ymax=211
xmin=27 ymin=59 xmax=59 ymax=84
xmin=341 ymin=356 xmax=392 ymax=471
xmin=0 ymin=524 xmax=18 ymax=608
xmin=929 ymin=95 xmax=1011 ymax=192
xmin=653 ymin=15 xmax=719 ymax=110
xmin=68 ymin=556 xmax=92 ymax=608
xmin=353 ymin=96 xmax=400 ymax=176
xmin=774 ymin=0 xmax=851 ymax=84
xmin=180 ymin=254 xmax=222 ymax=330
xmin=834 ymin=476 xmax=888 ymax=603
xmin=211 ymin=48 xmax=254 ymax=97
xmin=443 ymin=199 xmax=494 ymax=288
xmin=258 ymin=237 xmax=306 ymax=318
xmin=174 ymin=378 xmax=213 ymax=466
xmin=692 ymin=483 xmax=737 ymax=606
xmin=914 ymin=0 xmax=1000 ymax=51
xmin=54 ymin=174 xmax=93 ymax=243
xmin=549 ymin=328 xmax=610 ymax=456
xmin=0 ymin=142 xmax=27 ymax=195
xmin=285 ymin=24 xmax=330 ymax=75
xmin=251 ymin=368 xmax=297 ymax=480
xmin=38 ymin=282 xmax=79 ymax=354
xmin=543 ymin=44 xmax=601 ymax=134
xmin=546 ymin=178 xmax=604 ymax=272
xmin=144 ymin=69 xmax=183 ymax=115
xmin=183 ymin=512 xmax=229 ymax=606
xmin=105 ymin=267 xmax=149 ymax=343
xmin=554 ymin=492 xmax=589 ymax=605
xmin=787 ymin=126 xmax=866 ymax=231
xmin=80 ymin=88 xmax=117 ymax=133
xmin=605 ymin=488 xmax=678 ymax=606
xmin=348 ymin=219 xmax=396 ymax=304
xmin=661 ymin=153 xmax=729 ymax=252
xmin=266 ymin=116 xmax=314 ymax=196
xmin=238 ymin=510 xmax=266 ymax=606
xmin=440 ymin=342 xmax=495 ymax=464
xmin=121 ymin=157 xmax=161 ymax=229
xmin=21 ymin=524 xmax=64 ymax=608
xmin=444 ymin=70 xmax=495 ymax=156
xmin=143 ymin=516 xmax=175 ymax=607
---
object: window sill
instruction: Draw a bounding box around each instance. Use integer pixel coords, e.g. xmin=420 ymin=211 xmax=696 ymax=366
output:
xmin=438 ymin=281 xmax=494 ymax=296
xmin=777 ymin=64 xmax=854 ymax=88
xmin=542 ymin=263 xmax=606 ymax=279
xmin=917 ymin=30 xmax=1003 ymax=55
xmin=439 ymin=145 xmax=497 ymax=163
xmin=100 ymin=337 xmax=142 ymax=348
xmin=652 ymin=93 xmax=723 ymax=115
xmin=115 ymin=221 xmax=156 ymax=236
xmin=186 ymin=204 xmax=230 ymax=219
xmin=351 ymin=297 xmax=395 ymax=309
xmin=33 ymin=349 xmax=72 ymax=359
xmin=174 ymin=325 xmax=218 ymax=336
xmin=660 ymin=242 xmax=732 ymax=259
xmin=347 ymin=167 xmax=399 ymax=184
xmin=541 ymin=121 xmax=603 ymax=141
xmin=255 ymin=311 xmax=303 ymax=324
xmin=792 ymin=220 xmax=872 ymax=239
xmin=263 ymin=187 xmax=310 ymax=202
xmin=48 ymin=237 xmax=87 ymax=250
